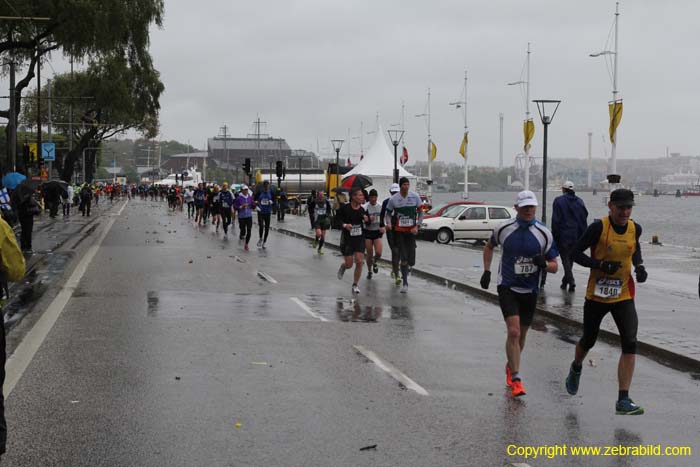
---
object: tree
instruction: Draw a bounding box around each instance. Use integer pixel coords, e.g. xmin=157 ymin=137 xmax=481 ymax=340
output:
xmin=0 ymin=0 xmax=164 ymax=168
xmin=21 ymin=53 xmax=164 ymax=181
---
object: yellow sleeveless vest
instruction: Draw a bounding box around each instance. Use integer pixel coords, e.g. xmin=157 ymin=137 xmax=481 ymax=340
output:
xmin=585 ymin=217 xmax=636 ymax=303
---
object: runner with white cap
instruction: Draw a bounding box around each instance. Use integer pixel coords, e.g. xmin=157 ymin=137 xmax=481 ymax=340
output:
xmin=481 ymin=190 xmax=559 ymax=398
xmin=380 ymin=183 xmax=401 ymax=285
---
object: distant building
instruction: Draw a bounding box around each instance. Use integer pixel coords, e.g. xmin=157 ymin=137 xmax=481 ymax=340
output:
xmin=160 ymin=152 xmax=208 ymax=173
xmin=207 ymin=137 xmax=292 ymax=171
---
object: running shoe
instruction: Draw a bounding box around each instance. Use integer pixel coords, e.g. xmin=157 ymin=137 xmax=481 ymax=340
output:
xmin=400 ymin=284 xmax=408 ymax=294
xmin=511 ymin=379 xmax=526 ymax=397
xmin=367 ymin=272 xmax=373 ymax=280
xmin=352 ymin=284 xmax=360 ymax=294
xmin=373 ymin=263 xmax=378 ymax=274
xmin=337 ymin=264 xmax=345 ymax=280
xmin=395 ymin=275 xmax=402 ymax=286
xmin=262 ymin=242 xmax=267 ymax=250
xmin=505 ymin=363 xmax=513 ymax=388
xmin=615 ymin=398 xmax=644 ymax=415
xmin=565 ymin=363 xmax=581 ymax=395
xmin=257 ymin=239 xmax=263 ymax=248
xmin=244 ymin=244 xmax=249 ymax=251
xmin=317 ymin=248 xmax=324 ymax=255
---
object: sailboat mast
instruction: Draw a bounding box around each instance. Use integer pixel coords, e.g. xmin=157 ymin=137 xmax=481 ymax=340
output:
xmin=463 ymin=70 xmax=469 ymax=199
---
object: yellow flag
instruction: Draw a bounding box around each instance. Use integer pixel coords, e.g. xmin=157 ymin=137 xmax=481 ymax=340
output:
xmin=523 ymin=119 xmax=535 ymax=152
xmin=430 ymin=141 xmax=437 ymax=161
xmin=458 ymin=133 xmax=468 ymax=158
xmin=609 ymin=100 xmax=623 ymax=144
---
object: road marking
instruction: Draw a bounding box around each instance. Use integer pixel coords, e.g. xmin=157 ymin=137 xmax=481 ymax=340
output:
xmin=353 ymin=345 xmax=429 ymax=396
xmin=290 ymin=297 xmax=328 ymax=322
xmin=511 ymin=464 xmax=532 ymax=467
xmin=257 ymin=271 xmax=278 ymax=284
xmin=4 ymin=201 xmax=127 ymax=397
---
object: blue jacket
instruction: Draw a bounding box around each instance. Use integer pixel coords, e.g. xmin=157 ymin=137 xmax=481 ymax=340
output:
xmin=256 ymin=190 xmax=274 ymax=214
xmin=551 ymin=192 xmax=588 ymax=247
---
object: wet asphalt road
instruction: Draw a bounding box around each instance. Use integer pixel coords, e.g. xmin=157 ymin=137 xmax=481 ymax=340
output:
xmin=3 ymin=200 xmax=699 ymax=466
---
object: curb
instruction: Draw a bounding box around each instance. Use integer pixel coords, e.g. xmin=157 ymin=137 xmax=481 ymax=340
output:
xmin=275 ymin=225 xmax=700 ymax=373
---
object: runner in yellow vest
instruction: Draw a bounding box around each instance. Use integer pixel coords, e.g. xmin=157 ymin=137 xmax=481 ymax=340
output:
xmin=565 ymin=189 xmax=647 ymax=415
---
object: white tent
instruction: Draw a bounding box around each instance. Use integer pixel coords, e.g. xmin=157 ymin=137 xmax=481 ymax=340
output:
xmin=342 ymin=126 xmax=415 ymax=197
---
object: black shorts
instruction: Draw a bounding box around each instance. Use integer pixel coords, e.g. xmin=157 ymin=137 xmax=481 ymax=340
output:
xmin=580 ymin=299 xmax=638 ymax=354
xmin=497 ymin=286 xmax=538 ymax=326
xmin=341 ymin=232 xmax=365 ymax=256
xmin=314 ymin=218 xmax=331 ymax=230
xmin=363 ymin=229 xmax=382 ymax=240
xmin=394 ymin=231 xmax=416 ymax=266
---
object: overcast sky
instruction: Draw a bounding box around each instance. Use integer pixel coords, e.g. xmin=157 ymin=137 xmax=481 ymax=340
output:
xmin=19 ymin=0 xmax=700 ymax=166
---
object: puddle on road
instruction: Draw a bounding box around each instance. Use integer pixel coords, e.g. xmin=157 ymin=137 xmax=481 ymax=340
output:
xmin=3 ymin=252 xmax=71 ymax=331
xmin=145 ymin=290 xmax=283 ymax=321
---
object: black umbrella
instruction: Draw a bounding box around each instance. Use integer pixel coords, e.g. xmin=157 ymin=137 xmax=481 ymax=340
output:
xmin=341 ymin=174 xmax=373 ymax=190
xmin=41 ymin=180 xmax=69 ymax=197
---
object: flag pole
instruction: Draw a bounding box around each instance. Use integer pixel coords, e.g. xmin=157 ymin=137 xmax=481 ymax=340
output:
xmin=427 ymin=88 xmax=432 ymax=204
xmin=524 ymin=42 xmax=531 ymax=191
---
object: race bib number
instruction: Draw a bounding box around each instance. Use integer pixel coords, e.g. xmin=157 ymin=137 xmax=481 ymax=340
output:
xmin=594 ymin=277 xmax=622 ymax=299
xmin=222 ymin=202 xmax=229 ymax=208
xmin=261 ymin=199 xmax=270 ymax=206
xmin=514 ymin=257 xmax=536 ymax=276
xmin=399 ymin=217 xmax=415 ymax=227
xmin=316 ymin=207 xmax=326 ymax=216
xmin=350 ymin=224 xmax=362 ymax=236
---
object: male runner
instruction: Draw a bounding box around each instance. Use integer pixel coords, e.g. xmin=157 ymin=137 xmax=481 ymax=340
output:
xmin=219 ymin=182 xmax=234 ymax=238
xmin=337 ymin=188 xmax=368 ymax=294
xmin=565 ymin=188 xmax=647 ymax=415
xmin=481 ymin=190 xmax=559 ymax=398
xmin=380 ymin=183 xmax=401 ymax=285
xmin=193 ymin=183 xmax=206 ymax=226
xmin=309 ymin=190 xmax=332 ymax=255
xmin=256 ymin=181 xmax=274 ymax=248
xmin=383 ymin=177 xmax=423 ymax=293
xmin=363 ymin=189 xmax=384 ymax=280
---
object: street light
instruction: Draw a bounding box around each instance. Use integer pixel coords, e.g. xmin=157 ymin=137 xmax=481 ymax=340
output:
xmin=330 ymin=139 xmax=344 ymax=193
xmin=532 ymin=99 xmax=562 ymax=225
xmin=387 ymin=129 xmax=405 ymax=184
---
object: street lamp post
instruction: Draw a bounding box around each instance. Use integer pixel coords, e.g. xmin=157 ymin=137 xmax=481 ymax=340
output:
xmin=331 ymin=139 xmax=344 ymax=193
xmin=387 ymin=129 xmax=405 ymax=184
xmin=533 ymin=99 xmax=562 ymax=225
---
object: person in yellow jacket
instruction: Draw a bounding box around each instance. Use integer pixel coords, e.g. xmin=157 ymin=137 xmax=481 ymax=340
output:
xmin=565 ymin=189 xmax=647 ymax=415
xmin=0 ymin=215 xmax=26 ymax=456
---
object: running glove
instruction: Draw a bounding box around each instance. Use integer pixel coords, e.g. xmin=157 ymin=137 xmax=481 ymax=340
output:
xmin=635 ymin=265 xmax=647 ymax=283
xmin=599 ymin=261 xmax=622 ymax=275
xmin=533 ymin=254 xmax=548 ymax=269
xmin=480 ymin=270 xmax=491 ymax=289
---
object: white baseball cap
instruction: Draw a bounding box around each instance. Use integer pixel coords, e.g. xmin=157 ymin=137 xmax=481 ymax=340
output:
xmin=241 ymin=184 xmax=249 ymax=190
xmin=389 ymin=183 xmax=400 ymax=193
xmin=562 ymin=180 xmax=574 ymax=190
xmin=515 ymin=190 xmax=539 ymax=207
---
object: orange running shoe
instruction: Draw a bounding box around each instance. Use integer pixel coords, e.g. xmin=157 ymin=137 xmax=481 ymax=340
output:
xmin=511 ymin=379 xmax=526 ymax=397
xmin=505 ymin=364 xmax=513 ymax=387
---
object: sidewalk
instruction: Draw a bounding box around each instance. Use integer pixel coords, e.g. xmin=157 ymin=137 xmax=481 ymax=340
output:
xmin=3 ymin=200 xmax=121 ymax=328
xmin=274 ymin=214 xmax=700 ymax=371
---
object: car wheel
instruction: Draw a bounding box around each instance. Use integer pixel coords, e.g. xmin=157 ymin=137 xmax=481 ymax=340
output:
xmin=436 ymin=228 xmax=452 ymax=244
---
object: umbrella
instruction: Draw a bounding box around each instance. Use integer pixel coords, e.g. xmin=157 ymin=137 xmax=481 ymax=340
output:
xmin=41 ymin=180 xmax=69 ymax=197
xmin=341 ymin=174 xmax=373 ymax=190
xmin=2 ymin=172 xmax=26 ymax=190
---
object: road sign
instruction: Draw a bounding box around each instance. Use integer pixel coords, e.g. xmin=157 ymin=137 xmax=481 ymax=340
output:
xmin=42 ymin=142 xmax=56 ymax=161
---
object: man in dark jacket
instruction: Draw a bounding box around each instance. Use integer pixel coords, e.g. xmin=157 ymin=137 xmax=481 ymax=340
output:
xmin=552 ymin=181 xmax=588 ymax=292
xmin=80 ymin=184 xmax=93 ymax=217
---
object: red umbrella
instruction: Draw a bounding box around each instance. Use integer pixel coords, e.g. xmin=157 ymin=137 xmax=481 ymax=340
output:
xmin=341 ymin=174 xmax=373 ymax=190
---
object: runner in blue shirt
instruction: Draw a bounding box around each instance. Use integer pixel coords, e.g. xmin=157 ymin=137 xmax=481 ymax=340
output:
xmin=234 ymin=185 xmax=255 ymax=251
xmin=481 ymin=190 xmax=559 ymax=398
xmin=219 ymin=182 xmax=235 ymax=237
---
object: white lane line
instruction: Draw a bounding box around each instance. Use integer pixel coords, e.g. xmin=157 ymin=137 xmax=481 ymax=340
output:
xmin=4 ymin=201 xmax=127 ymax=397
xmin=511 ymin=464 xmax=532 ymax=467
xmin=257 ymin=271 xmax=278 ymax=284
xmin=353 ymin=345 xmax=429 ymax=396
xmin=290 ymin=297 xmax=328 ymax=322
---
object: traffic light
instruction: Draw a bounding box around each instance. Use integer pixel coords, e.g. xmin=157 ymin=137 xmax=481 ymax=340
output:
xmin=275 ymin=160 xmax=283 ymax=178
xmin=243 ymin=158 xmax=251 ymax=175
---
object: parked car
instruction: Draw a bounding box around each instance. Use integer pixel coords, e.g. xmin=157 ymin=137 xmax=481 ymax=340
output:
xmin=423 ymin=200 xmax=485 ymax=220
xmin=419 ymin=204 xmax=516 ymax=244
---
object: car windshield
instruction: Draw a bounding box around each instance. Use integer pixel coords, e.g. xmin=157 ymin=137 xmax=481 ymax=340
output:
xmin=442 ymin=205 xmax=466 ymax=218
xmin=427 ymin=203 xmax=446 ymax=215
